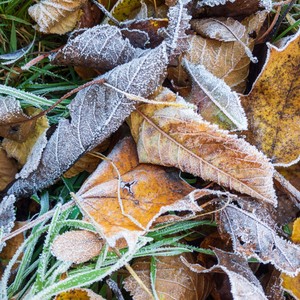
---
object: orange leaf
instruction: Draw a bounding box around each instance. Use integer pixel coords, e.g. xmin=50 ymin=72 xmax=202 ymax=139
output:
xmin=0 ymin=148 xmax=18 ymax=191
xmin=54 ymin=288 xmax=104 ymax=300
xmin=241 ymin=31 xmax=300 ymax=166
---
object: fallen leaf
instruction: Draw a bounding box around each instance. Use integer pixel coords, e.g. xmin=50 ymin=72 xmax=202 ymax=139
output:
xmin=182 ymin=248 xmax=268 ymax=300
xmin=0 ymin=148 xmax=18 ymax=191
xmin=241 ymin=30 xmax=300 ymax=166
xmin=190 ymin=17 xmax=246 ymax=42
xmin=54 ymin=288 xmax=105 ymax=300
xmin=123 ymin=253 xmax=209 ymax=300
xmin=277 ymin=163 xmax=300 ymax=191
xmin=281 ymin=218 xmax=300 ymax=299
xmin=183 ymin=59 xmax=248 ymax=130
xmin=2 ymin=107 xmax=49 ymax=165
xmin=52 ymin=230 xmax=103 ymax=264
xmin=0 ymin=96 xmax=36 ymax=142
xmin=8 ymin=43 xmax=168 ymax=198
xmin=186 ymin=11 xmax=267 ymax=92
xmin=28 ymin=0 xmax=87 ymax=34
xmin=129 ymin=93 xmax=276 ymax=204
xmin=217 ymin=199 xmax=300 ymax=276
xmin=50 ymin=25 xmax=137 ymax=70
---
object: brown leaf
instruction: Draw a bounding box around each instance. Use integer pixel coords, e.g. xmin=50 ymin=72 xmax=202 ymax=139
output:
xmin=186 ymin=11 xmax=267 ymax=92
xmin=0 ymin=96 xmax=36 ymax=142
xmin=51 ymin=230 xmax=103 ymax=264
xmin=0 ymin=148 xmax=18 ymax=191
xmin=28 ymin=0 xmax=87 ymax=34
xmin=123 ymin=254 xmax=210 ymax=300
xmin=2 ymin=107 xmax=49 ymax=165
xmin=182 ymin=248 xmax=268 ymax=300
xmin=277 ymin=163 xmax=300 ymax=191
xmin=129 ymin=93 xmax=276 ymax=204
xmin=54 ymin=288 xmax=105 ymax=300
xmin=217 ymin=199 xmax=300 ymax=275
xmin=241 ymin=31 xmax=300 ymax=166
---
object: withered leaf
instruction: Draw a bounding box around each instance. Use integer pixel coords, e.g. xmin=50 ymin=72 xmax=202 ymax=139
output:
xmin=0 ymin=148 xmax=18 ymax=191
xmin=191 ymin=17 xmax=246 ymax=42
xmin=241 ymin=30 xmax=300 ymax=166
xmin=50 ymin=25 xmax=137 ymax=70
xmin=28 ymin=0 xmax=87 ymax=34
xmin=217 ymin=200 xmax=300 ymax=276
xmin=130 ymin=95 xmax=276 ymax=204
xmin=55 ymin=288 xmax=105 ymax=300
xmin=123 ymin=254 xmax=205 ymax=300
xmin=8 ymin=43 xmax=168 ymax=198
xmin=51 ymin=230 xmax=102 ymax=264
xmin=0 ymin=96 xmax=36 ymax=142
xmin=183 ymin=59 xmax=248 ymax=130
xmin=182 ymin=248 xmax=268 ymax=300
xmin=186 ymin=11 xmax=267 ymax=92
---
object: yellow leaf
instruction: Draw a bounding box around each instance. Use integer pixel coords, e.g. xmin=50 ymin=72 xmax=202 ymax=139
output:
xmin=28 ymin=0 xmax=87 ymax=34
xmin=129 ymin=93 xmax=276 ymax=204
xmin=241 ymin=31 xmax=300 ymax=166
xmin=2 ymin=108 xmax=49 ymax=165
xmin=281 ymin=218 xmax=300 ymax=299
xmin=0 ymin=148 xmax=18 ymax=191
xmin=55 ymin=288 xmax=105 ymax=300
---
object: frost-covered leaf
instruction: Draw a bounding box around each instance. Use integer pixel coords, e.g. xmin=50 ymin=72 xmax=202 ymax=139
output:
xmin=123 ymin=254 xmax=206 ymax=300
xmin=0 ymin=96 xmax=36 ymax=142
xmin=52 ymin=230 xmax=103 ymax=264
xmin=54 ymin=289 xmax=105 ymax=300
xmin=0 ymin=195 xmax=16 ymax=252
xmin=217 ymin=200 xmax=300 ymax=276
xmin=183 ymin=59 xmax=248 ymax=130
xmin=160 ymin=0 xmax=192 ymax=58
xmin=7 ymin=43 xmax=168 ymax=198
xmin=197 ymin=0 xmax=235 ymax=7
xmin=28 ymin=0 xmax=87 ymax=34
xmin=2 ymin=107 xmax=49 ymax=165
xmin=50 ymin=25 xmax=138 ymax=70
xmin=182 ymin=248 xmax=268 ymax=300
xmin=130 ymin=93 xmax=276 ymax=204
xmin=186 ymin=11 xmax=267 ymax=93
xmin=0 ymin=148 xmax=18 ymax=191
xmin=241 ymin=30 xmax=300 ymax=166
xmin=191 ymin=17 xmax=246 ymax=42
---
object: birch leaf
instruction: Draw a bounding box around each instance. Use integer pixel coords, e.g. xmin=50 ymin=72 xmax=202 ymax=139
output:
xmin=0 ymin=148 xmax=18 ymax=191
xmin=52 ymin=230 xmax=103 ymax=264
xmin=241 ymin=30 xmax=300 ymax=166
xmin=182 ymin=248 xmax=268 ymax=300
xmin=50 ymin=25 xmax=137 ymax=70
xmin=8 ymin=43 xmax=168 ymax=198
xmin=0 ymin=96 xmax=36 ymax=142
xmin=130 ymin=96 xmax=276 ymax=204
xmin=217 ymin=200 xmax=300 ymax=276
xmin=123 ymin=254 xmax=206 ymax=300
xmin=191 ymin=17 xmax=246 ymax=42
xmin=2 ymin=108 xmax=49 ymax=165
xmin=186 ymin=11 xmax=267 ymax=92
xmin=183 ymin=59 xmax=248 ymax=130
xmin=28 ymin=0 xmax=87 ymax=34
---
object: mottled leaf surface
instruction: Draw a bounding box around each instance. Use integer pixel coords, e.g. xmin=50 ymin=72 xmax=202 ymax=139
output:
xmin=184 ymin=59 xmax=248 ymax=130
xmin=218 ymin=200 xmax=300 ymax=276
xmin=8 ymin=43 xmax=168 ymax=198
xmin=51 ymin=25 xmax=138 ymax=70
xmin=130 ymin=95 xmax=276 ymax=204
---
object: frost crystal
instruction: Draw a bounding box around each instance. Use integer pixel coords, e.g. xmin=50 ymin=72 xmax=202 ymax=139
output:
xmin=197 ymin=0 xmax=235 ymax=7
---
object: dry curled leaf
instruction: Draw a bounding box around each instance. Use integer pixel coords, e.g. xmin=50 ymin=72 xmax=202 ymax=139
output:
xmin=130 ymin=93 xmax=276 ymax=204
xmin=242 ymin=30 xmax=300 ymax=166
xmin=50 ymin=25 xmax=138 ymax=70
xmin=186 ymin=11 xmax=267 ymax=92
xmin=54 ymin=288 xmax=105 ymax=300
xmin=217 ymin=199 xmax=300 ymax=276
xmin=182 ymin=248 xmax=268 ymax=300
xmin=8 ymin=43 xmax=168 ymax=198
xmin=183 ymin=59 xmax=248 ymax=130
xmin=52 ymin=230 xmax=103 ymax=264
xmin=28 ymin=0 xmax=87 ymax=34
xmin=0 ymin=148 xmax=18 ymax=191
xmin=2 ymin=107 xmax=49 ymax=165
xmin=123 ymin=254 xmax=207 ymax=300
xmin=0 ymin=96 xmax=36 ymax=142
